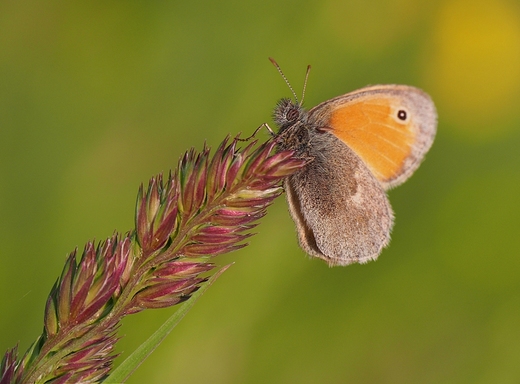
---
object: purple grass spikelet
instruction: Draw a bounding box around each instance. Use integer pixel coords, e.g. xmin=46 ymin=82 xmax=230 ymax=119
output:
xmin=1 ymin=135 xmax=305 ymax=384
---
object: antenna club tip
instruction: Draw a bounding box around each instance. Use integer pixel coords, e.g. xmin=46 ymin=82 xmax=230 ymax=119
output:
xmin=269 ymin=57 xmax=279 ymax=67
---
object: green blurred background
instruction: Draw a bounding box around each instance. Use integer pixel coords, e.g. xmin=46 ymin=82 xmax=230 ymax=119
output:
xmin=2 ymin=0 xmax=520 ymax=383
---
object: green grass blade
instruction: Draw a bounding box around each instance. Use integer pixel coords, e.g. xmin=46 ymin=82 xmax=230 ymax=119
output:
xmin=103 ymin=264 xmax=232 ymax=383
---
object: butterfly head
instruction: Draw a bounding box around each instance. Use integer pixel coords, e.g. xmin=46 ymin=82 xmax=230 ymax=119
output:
xmin=273 ymin=98 xmax=307 ymax=132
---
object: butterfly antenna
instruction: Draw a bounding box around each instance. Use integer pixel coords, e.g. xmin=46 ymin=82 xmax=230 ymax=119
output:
xmin=300 ymin=64 xmax=311 ymax=106
xmin=269 ymin=57 xmax=299 ymax=104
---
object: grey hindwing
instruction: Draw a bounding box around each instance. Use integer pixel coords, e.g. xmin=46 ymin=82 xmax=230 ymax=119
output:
xmin=285 ymin=137 xmax=394 ymax=266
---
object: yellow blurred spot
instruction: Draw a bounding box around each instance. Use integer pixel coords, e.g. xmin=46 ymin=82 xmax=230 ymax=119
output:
xmin=426 ymin=0 xmax=520 ymax=141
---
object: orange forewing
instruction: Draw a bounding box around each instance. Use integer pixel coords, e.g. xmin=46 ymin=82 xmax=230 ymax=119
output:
xmin=327 ymin=97 xmax=416 ymax=184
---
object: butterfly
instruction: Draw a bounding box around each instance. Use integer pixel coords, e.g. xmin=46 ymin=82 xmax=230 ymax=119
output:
xmin=271 ymin=59 xmax=437 ymax=266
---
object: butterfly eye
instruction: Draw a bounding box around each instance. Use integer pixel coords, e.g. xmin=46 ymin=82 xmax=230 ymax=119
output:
xmin=396 ymin=109 xmax=408 ymax=121
xmin=286 ymin=108 xmax=300 ymax=122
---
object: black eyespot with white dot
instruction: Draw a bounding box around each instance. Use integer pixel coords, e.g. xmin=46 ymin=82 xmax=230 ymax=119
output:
xmin=397 ymin=109 xmax=407 ymax=121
